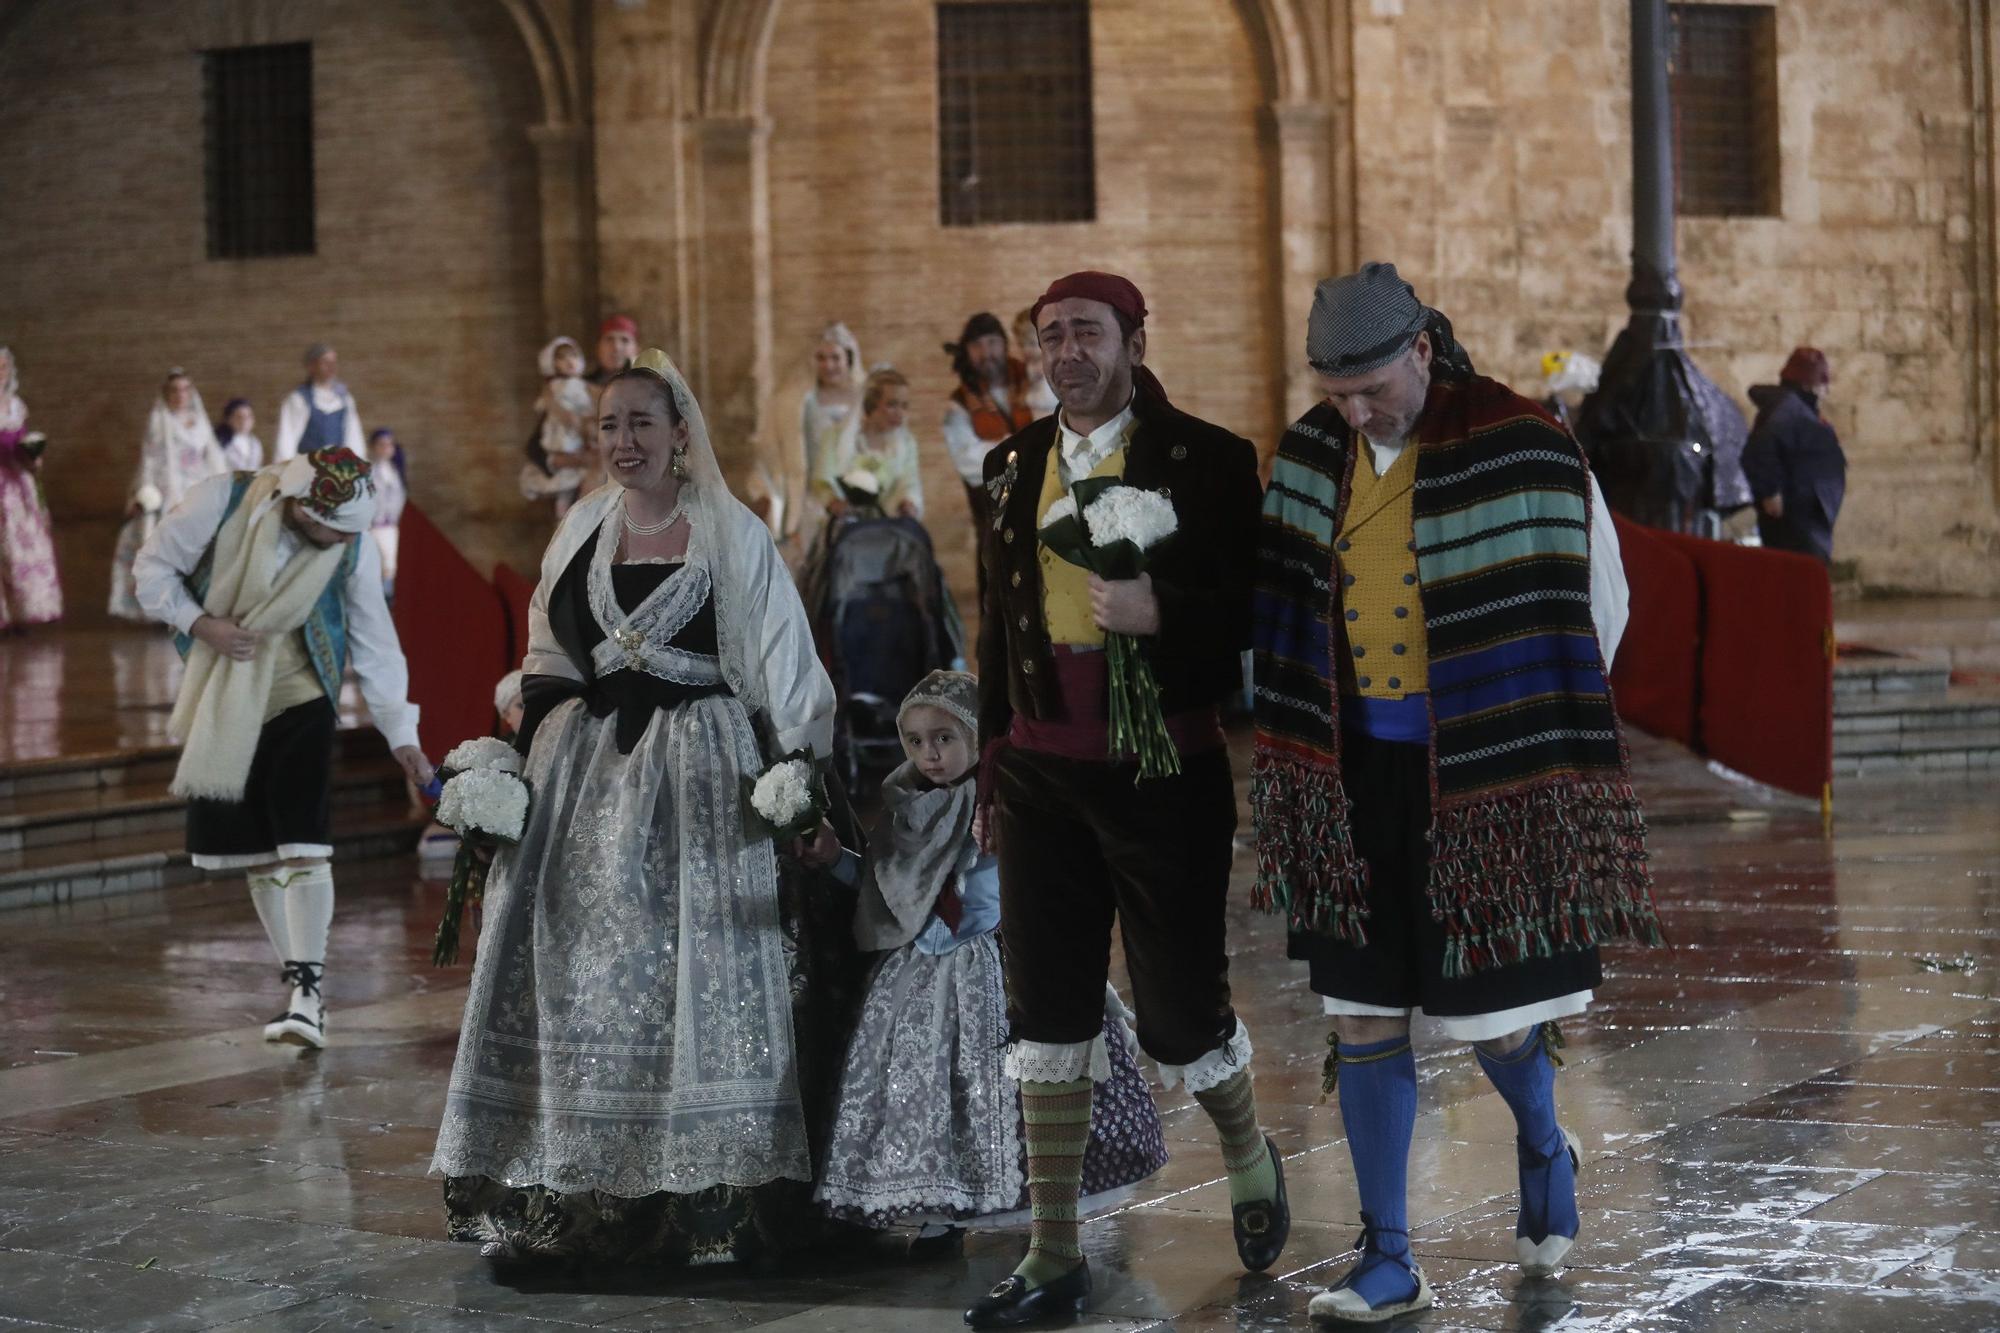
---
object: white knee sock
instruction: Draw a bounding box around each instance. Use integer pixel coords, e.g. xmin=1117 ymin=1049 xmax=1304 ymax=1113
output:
xmin=279 ymin=862 xmax=335 ymax=1025
xmin=246 ymin=870 xmax=290 ymax=966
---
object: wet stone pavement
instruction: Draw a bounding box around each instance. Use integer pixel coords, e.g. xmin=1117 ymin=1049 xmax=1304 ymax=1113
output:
xmin=0 ymin=730 xmax=1995 ymax=1331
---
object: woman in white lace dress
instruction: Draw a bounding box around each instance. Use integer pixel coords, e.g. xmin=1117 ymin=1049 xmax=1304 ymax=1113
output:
xmin=431 ymin=349 xmax=863 ymax=1270
xmin=109 ymin=369 xmax=226 ymax=620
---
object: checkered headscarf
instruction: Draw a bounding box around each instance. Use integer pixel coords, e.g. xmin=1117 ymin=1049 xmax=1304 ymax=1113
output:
xmin=1306 ymin=262 xmax=1476 ymax=382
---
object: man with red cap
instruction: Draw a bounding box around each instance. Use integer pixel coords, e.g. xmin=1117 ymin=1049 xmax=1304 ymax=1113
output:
xmin=586 ymin=315 xmax=641 ymax=391
xmin=1742 ymin=347 xmax=1845 ymax=564
xmin=966 ymin=272 xmax=1285 ymax=1328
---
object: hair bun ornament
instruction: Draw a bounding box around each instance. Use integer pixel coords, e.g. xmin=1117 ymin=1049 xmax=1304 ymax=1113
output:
xmin=633 ymin=347 xmax=677 ymax=376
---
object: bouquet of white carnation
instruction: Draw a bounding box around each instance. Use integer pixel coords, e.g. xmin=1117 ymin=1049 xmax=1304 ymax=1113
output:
xmin=837 ymin=454 xmax=888 ymax=512
xmin=744 ymin=750 xmax=829 ymax=846
xmin=1038 ymin=477 xmax=1183 ymax=780
xmin=430 ymin=740 xmax=533 ymax=966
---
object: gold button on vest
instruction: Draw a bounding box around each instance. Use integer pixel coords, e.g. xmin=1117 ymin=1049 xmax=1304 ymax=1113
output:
xmin=1038 ymin=440 xmax=1131 ymax=647
xmin=1336 ymin=439 xmax=1428 ymax=698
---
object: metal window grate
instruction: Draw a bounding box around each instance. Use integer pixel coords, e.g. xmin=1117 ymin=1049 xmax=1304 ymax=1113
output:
xmin=936 ymin=1 xmax=1095 ymax=227
xmin=203 ymin=42 xmax=315 ymax=259
xmin=1669 ymin=4 xmax=1780 ymax=217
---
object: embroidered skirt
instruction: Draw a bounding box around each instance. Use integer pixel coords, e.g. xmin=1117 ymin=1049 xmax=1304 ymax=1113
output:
xmin=434 ymin=695 xmax=863 ymax=1266
xmin=816 ymin=938 xmax=1169 ymax=1228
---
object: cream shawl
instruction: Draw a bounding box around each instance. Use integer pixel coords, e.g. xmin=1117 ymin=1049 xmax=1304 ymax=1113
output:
xmin=168 ymin=472 xmax=347 ymax=800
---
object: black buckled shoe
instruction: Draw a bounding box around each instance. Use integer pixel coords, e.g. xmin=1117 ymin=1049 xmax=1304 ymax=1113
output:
xmin=1232 ymin=1135 xmax=1291 ymax=1273
xmin=963 ymin=1259 xmax=1091 ymax=1328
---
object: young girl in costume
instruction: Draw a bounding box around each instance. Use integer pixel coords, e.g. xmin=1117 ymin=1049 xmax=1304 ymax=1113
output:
xmin=810 ymin=669 xmax=1167 ymax=1256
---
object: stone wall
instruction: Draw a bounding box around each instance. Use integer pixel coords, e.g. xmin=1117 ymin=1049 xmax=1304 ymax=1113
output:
xmin=1346 ymin=0 xmax=1999 ymax=593
xmin=756 ymin=0 xmax=1280 ymax=601
xmin=0 ymin=0 xmax=550 ymax=618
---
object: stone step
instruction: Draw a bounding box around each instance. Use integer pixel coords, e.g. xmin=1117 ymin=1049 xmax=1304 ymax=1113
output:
xmin=1832 ymin=654 xmax=1952 ymax=699
xmin=0 ymin=764 xmax=408 ymax=854
xmin=1832 ymin=687 xmax=2000 ymax=737
xmin=1833 ymin=722 xmax=2000 ymax=760
xmin=0 ymin=728 xmax=397 ymax=800
xmin=0 ymin=797 xmax=427 ymax=913
xmin=1836 ymin=743 xmax=2000 ymax=778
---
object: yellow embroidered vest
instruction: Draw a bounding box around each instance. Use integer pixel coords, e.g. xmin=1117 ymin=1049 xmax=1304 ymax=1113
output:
xmin=1037 ymin=441 xmax=1132 ymax=647
xmin=1335 ymin=439 xmax=1429 ymax=698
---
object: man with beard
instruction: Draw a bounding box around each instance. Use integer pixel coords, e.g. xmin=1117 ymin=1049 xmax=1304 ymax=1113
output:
xmin=1252 ymin=263 xmax=1658 ymax=1323
xmin=966 ymin=272 xmax=1286 ymax=1328
xmin=943 ymin=313 xmax=1037 ymax=597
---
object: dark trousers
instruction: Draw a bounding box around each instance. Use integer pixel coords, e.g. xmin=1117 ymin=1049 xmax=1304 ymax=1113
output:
xmin=1289 ymin=729 xmax=1601 ymax=1018
xmin=186 ymin=697 xmax=338 ymax=860
xmin=996 ymin=745 xmax=1239 ymax=1066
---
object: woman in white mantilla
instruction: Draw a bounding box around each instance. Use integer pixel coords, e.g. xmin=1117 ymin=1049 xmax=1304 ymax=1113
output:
xmin=110 ymin=368 xmax=227 ymax=620
xmin=432 ymin=349 xmax=864 ymax=1270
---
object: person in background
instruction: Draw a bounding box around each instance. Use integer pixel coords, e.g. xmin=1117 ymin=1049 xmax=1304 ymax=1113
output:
xmin=275 ymin=344 xmax=365 ymax=460
xmin=585 ymin=315 xmax=640 ymax=393
xmin=817 ymin=366 xmax=924 ymax=521
xmin=521 ymin=336 xmax=600 ymax=521
xmin=367 ymin=428 xmax=407 ymax=596
xmin=110 ymin=368 xmax=226 ymax=621
xmin=0 ymin=345 xmax=62 ymax=632
xmin=1014 ymin=306 xmax=1060 ymax=420
xmin=215 ymin=398 xmax=264 ymax=472
xmin=941 ymin=313 xmax=1034 ymax=603
xmin=797 ymin=322 xmax=866 ymax=535
xmin=1741 ymin=346 xmax=1846 ymax=565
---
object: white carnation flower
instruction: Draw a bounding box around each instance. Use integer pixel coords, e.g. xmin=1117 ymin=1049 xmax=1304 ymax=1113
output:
xmin=1039 ymin=495 xmax=1078 ymax=530
xmin=1083 ymin=486 xmax=1177 ymax=551
xmin=751 ymin=758 xmax=814 ymax=826
xmin=443 ymin=736 xmax=523 ymax=775
xmin=437 ymin=769 xmax=530 ymax=841
xmin=839 ymin=467 xmax=882 ymax=496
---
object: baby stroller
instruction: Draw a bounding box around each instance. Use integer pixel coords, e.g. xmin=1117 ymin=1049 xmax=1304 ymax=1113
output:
xmin=811 ymin=514 xmax=961 ymax=797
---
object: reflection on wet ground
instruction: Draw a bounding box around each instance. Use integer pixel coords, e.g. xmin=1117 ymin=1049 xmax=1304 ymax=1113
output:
xmin=0 ymin=728 xmax=1994 ymax=1330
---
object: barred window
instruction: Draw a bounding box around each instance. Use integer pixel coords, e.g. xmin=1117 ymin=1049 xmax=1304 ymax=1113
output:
xmin=1668 ymin=4 xmax=1780 ymax=217
xmin=203 ymin=42 xmax=315 ymax=259
xmin=936 ymin=1 xmax=1095 ymax=227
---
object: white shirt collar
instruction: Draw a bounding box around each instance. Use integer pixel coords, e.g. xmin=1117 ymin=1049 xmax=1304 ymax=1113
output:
xmin=1055 ymin=395 xmax=1136 ymax=484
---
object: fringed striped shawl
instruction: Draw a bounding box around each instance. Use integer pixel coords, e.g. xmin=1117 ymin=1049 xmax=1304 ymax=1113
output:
xmin=1251 ymin=377 xmax=1661 ymax=978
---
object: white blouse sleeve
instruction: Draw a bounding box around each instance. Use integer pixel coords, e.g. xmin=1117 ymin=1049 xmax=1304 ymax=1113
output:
xmin=746 ymin=527 xmax=836 ymax=757
xmin=1588 ymin=474 xmax=1630 ymax=667
xmin=342 ymin=536 xmax=422 ymax=752
xmin=941 ymin=402 xmax=988 ymax=487
xmin=132 ymin=473 xmax=235 ymax=633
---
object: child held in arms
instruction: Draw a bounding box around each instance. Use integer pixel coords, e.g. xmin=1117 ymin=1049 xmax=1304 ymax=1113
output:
xmin=521 ymin=337 xmax=600 ymax=520
xmin=805 ymin=670 xmax=1167 ymax=1256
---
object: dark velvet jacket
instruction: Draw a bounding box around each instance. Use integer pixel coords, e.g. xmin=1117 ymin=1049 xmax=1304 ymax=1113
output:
xmin=975 ymin=387 xmax=1263 ymax=748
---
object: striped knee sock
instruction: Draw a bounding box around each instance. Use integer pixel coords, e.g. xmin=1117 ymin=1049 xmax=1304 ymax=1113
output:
xmin=1192 ymin=1068 xmax=1277 ymax=1206
xmin=1014 ymin=1076 xmax=1092 ymax=1287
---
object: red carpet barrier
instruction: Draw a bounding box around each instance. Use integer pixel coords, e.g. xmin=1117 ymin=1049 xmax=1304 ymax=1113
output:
xmin=494 ymin=564 xmax=536 ymax=667
xmin=1608 ymin=514 xmax=1700 ymax=747
xmin=391 ymin=505 xmax=512 ymax=758
xmin=1655 ymin=532 xmax=1832 ymax=800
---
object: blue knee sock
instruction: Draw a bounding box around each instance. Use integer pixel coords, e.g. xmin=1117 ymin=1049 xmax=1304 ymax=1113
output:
xmin=1474 ymin=1027 xmax=1577 ymax=1243
xmin=1334 ymin=1035 xmax=1419 ymax=1307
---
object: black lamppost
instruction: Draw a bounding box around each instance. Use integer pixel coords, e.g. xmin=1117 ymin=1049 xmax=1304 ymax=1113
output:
xmin=1576 ymin=0 xmax=1750 ymax=534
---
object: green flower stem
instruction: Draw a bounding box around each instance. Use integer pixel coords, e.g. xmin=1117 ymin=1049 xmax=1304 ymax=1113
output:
xmin=1105 ymin=631 xmax=1182 ymax=781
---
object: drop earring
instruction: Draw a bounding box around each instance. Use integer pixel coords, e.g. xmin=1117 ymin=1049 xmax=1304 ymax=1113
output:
xmin=671 ymin=448 xmax=690 ymax=481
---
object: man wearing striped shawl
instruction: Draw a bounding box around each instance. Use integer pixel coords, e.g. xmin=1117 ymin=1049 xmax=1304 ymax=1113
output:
xmin=1252 ymin=263 xmax=1660 ymax=1324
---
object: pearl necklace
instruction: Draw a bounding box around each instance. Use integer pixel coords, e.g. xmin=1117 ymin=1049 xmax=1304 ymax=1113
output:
xmin=623 ymin=492 xmax=688 ymax=536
